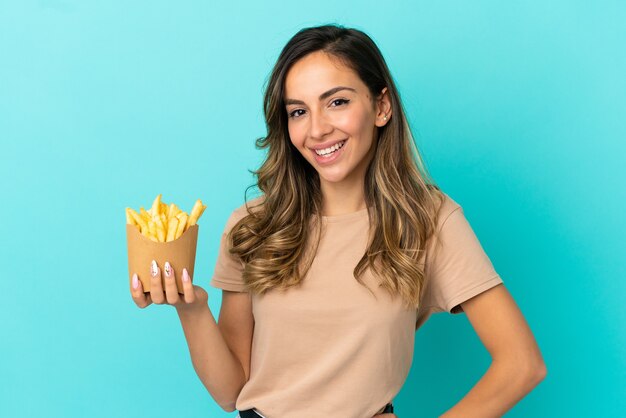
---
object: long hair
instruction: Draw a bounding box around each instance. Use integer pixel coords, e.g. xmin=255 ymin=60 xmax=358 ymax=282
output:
xmin=228 ymin=24 xmax=445 ymax=309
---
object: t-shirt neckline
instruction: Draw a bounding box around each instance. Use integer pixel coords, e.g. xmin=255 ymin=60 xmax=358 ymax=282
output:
xmin=321 ymin=206 xmax=371 ymax=223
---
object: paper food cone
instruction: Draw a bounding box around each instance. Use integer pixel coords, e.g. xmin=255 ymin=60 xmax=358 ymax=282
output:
xmin=126 ymin=224 xmax=198 ymax=294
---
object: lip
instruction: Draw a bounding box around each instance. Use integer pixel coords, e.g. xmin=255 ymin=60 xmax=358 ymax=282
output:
xmin=310 ymin=139 xmax=347 ymax=165
xmin=308 ymin=139 xmax=347 ymax=151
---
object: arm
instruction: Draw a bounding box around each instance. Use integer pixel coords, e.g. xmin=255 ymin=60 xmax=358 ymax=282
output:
xmin=178 ymin=205 xmax=255 ymax=411
xmin=177 ymin=305 xmax=244 ymax=411
xmin=439 ymin=284 xmax=547 ymax=418
xmin=130 ymin=262 xmax=253 ymax=412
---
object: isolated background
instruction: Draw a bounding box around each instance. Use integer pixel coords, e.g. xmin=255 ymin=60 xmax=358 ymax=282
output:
xmin=1 ymin=1 xmax=624 ymax=417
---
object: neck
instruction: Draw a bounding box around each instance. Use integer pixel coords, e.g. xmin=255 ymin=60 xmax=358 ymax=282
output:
xmin=319 ymin=180 xmax=367 ymax=217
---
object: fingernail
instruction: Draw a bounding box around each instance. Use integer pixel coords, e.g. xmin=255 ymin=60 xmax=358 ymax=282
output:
xmin=151 ymin=260 xmax=158 ymax=277
xmin=183 ymin=268 xmax=189 ymax=282
xmin=132 ymin=273 xmax=139 ymax=289
xmin=164 ymin=261 xmax=172 ymax=278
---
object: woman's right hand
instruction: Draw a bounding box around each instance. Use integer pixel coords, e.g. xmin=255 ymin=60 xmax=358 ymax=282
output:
xmin=130 ymin=260 xmax=208 ymax=313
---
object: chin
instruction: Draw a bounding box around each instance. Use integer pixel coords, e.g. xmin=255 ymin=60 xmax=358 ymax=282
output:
xmin=318 ymin=171 xmax=350 ymax=184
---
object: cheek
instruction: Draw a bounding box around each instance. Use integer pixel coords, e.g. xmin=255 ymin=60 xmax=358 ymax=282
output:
xmin=335 ymin=107 xmax=372 ymax=136
xmin=288 ymin=123 xmax=306 ymax=149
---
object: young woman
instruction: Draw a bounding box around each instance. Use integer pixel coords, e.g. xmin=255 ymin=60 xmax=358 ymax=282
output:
xmin=130 ymin=24 xmax=546 ymax=418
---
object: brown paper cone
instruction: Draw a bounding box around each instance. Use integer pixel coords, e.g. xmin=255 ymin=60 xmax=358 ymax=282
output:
xmin=126 ymin=224 xmax=198 ymax=294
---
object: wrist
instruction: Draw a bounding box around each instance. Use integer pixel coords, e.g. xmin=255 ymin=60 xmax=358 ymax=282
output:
xmin=176 ymin=301 xmax=209 ymax=318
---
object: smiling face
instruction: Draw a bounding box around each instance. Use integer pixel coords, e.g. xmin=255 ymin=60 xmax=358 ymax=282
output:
xmin=284 ymin=51 xmax=391 ymax=192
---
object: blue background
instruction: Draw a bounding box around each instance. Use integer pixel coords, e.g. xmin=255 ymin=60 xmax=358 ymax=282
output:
xmin=1 ymin=1 xmax=624 ymax=417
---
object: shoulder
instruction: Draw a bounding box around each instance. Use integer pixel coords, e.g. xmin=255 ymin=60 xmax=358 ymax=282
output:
xmin=227 ymin=195 xmax=266 ymax=228
xmin=435 ymin=191 xmax=462 ymax=230
xmin=422 ymin=191 xmax=464 ymax=256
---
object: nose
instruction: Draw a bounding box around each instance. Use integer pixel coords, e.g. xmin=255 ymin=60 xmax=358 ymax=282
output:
xmin=309 ymin=110 xmax=333 ymax=140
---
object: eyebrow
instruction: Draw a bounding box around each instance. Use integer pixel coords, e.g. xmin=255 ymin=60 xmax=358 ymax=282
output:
xmin=284 ymin=86 xmax=357 ymax=106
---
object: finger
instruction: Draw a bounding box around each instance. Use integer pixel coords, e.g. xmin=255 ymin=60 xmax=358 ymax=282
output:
xmin=131 ymin=273 xmax=152 ymax=308
xmin=150 ymin=259 xmax=165 ymax=304
xmin=163 ymin=261 xmax=180 ymax=305
xmin=182 ymin=268 xmax=195 ymax=304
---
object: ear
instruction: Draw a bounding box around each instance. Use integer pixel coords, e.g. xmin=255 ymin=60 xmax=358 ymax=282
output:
xmin=375 ymin=87 xmax=392 ymax=127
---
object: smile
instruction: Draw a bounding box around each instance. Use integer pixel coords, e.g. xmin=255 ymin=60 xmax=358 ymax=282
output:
xmin=314 ymin=140 xmax=346 ymax=156
xmin=310 ymin=139 xmax=347 ymax=165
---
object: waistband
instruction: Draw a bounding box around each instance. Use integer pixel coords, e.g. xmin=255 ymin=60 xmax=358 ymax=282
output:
xmin=237 ymin=402 xmax=394 ymax=417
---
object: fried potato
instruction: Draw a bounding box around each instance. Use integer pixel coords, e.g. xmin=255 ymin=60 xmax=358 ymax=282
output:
xmin=127 ymin=194 xmax=205 ymax=242
xmin=126 ymin=208 xmax=139 ymax=226
xmin=127 ymin=208 xmax=148 ymax=232
xmin=154 ymin=215 xmax=166 ymax=242
xmin=175 ymin=213 xmax=188 ymax=239
xmin=140 ymin=207 xmax=150 ymax=223
xmin=168 ymin=203 xmax=182 ymax=219
xmin=188 ymin=199 xmax=206 ymax=227
xmin=166 ymin=217 xmax=179 ymax=242
xmin=125 ymin=208 xmax=135 ymax=225
xmin=148 ymin=220 xmax=158 ymax=242
xmin=150 ymin=194 xmax=162 ymax=217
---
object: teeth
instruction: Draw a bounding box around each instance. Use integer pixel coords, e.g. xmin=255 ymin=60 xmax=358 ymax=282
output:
xmin=315 ymin=140 xmax=345 ymax=156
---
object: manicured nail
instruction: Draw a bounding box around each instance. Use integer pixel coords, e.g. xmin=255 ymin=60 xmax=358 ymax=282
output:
xmin=164 ymin=261 xmax=172 ymax=278
xmin=151 ymin=260 xmax=158 ymax=277
xmin=132 ymin=273 xmax=139 ymax=289
xmin=183 ymin=268 xmax=189 ymax=282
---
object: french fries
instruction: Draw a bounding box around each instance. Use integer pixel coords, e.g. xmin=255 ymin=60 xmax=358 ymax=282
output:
xmin=126 ymin=194 xmax=206 ymax=242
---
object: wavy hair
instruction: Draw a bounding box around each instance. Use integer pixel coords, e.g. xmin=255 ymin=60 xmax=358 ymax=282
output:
xmin=228 ymin=24 xmax=445 ymax=309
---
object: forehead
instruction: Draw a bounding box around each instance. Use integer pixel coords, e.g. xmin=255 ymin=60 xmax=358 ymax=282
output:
xmin=284 ymin=51 xmax=364 ymax=98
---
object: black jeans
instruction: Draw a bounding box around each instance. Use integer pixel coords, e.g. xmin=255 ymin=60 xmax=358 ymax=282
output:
xmin=237 ymin=402 xmax=394 ymax=417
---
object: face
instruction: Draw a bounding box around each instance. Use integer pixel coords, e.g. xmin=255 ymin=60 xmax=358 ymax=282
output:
xmin=283 ymin=51 xmax=391 ymax=189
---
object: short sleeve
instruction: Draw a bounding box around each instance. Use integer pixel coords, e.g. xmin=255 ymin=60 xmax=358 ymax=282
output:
xmin=421 ymin=201 xmax=503 ymax=314
xmin=209 ymin=209 xmax=248 ymax=292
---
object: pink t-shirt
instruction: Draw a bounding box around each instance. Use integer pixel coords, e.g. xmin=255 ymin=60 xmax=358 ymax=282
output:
xmin=210 ymin=193 xmax=503 ymax=418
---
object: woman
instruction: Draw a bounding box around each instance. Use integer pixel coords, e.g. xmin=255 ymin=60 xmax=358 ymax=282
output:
xmin=130 ymin=24 xmax=546 ymax=418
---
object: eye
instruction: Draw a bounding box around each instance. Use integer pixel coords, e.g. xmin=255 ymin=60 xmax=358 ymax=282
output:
xmin=331 ymin=98 xmax=350 ymax=107
xmin=287 ymin=99 xmax=349 ymax=119
xmin=288 ymin=109 xmax=305 ymax=119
